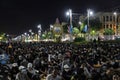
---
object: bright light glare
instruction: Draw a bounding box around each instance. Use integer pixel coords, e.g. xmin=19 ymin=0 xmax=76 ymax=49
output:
xmin=31 ymin=32 xmax=34 ymax=35
xmin=0 ymin=37 xmax=3 ymax=39
xmin=37 ymin=24 xmax=41 ymax=28
xmin=38 ymin=30 xmax=41 ymax=33
xmin=79 ymin=21 xmax=82 ymax=25
xmin=66 ymin=12 xmax=70 ymax=16
xmin=24 ymin=33 xmax=27 ymax=35
xmin=90 ymin=11 xmax=93 ymax=15
xmin=7 ymin=35 xmax=9 ymax=37
xmin=87 ymin=9 xmax=93 ymax=16
xmin=29 ymin=29 xmax=32 ymax=32
xmin=113 ymin=12 xmax=117 ymax=15
xmin=50 ymin=25 xmax=53 ymax=28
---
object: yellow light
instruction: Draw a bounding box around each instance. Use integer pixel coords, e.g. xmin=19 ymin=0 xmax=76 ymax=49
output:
xmin=92 ymin=30 xmax=95 ymax=33
xmin=0 ymin=37 xmax=3 ymax=39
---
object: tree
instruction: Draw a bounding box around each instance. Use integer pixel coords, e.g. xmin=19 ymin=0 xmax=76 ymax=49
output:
xmin=73 ymin=27 xmax=80 ymax=36
xmin=47 ymin=31 xmax=52 ymax=39
xmin=0 ymin=32 xmax=7 ymax=41
xmin=104 ymin=28 xmax=114 ymax=35
xmin=80 ymin=22 xmax=86 ymax=32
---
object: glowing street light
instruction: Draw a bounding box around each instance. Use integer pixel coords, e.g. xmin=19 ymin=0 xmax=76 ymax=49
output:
xmin=38 ymin=30 xmax=41 ymax=33
xmin=66 ymin=9 xmax=73 ymax=42
xmin=87 ymin=9 xmax=94 ymax=29
xmin=113 ymin=12 xmax=117 ymax=35
xmin=37 ymin=24 xmax=41 ymax=29
xmin=78 ymin=21 xmax=82 ymax=25
xmin=24 ymin=32 xmax=27 ymax=35
xmin=29 ymin=29 xmax=32 ymax=33
xmin=7 ymin=34 xmax=9 ymax=37
xmin=87 ymin=9 xmax=94 ymax=41
xmin=37 ymin=24 xmax=42 ymax=41
xmin=50 ymin=25 xmax=53 ymax=30
xmin=90 ymin=11 xmax=93 ymax=15
xmin=113 ymin=12 xmax=117 ymax=15
xmin=31 ymin=32 xmax=34 ymax=35
xmin=50 ymin=25 xmax=53 ymax=28
xmin=66 ymin=12 xmax=70 ymax=16
xmin=66 ymin=9 xmax=72 ymax=26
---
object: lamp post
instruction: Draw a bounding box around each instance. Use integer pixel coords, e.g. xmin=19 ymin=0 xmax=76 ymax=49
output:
xmin=24 ymin=32 xmax=28 ymax=42
xmin=50 ymin=25 xmax=53 ymax=30
xmin=87 ymin=9 xmax=93 ymax=32
xmin=29 ymin=29 xmax=32 ymax=41
xmin=37 ymin=24 xmax=42 ymax=41
xmin=50 ymin=25 xmax=53 ymax=39
xmin=113 ymin=12 xmax=117 ymax=35
xmin=87 ymin=9 xmax=93 ymax=41
xmin=66 ymin=9 xmax=73 ymax=42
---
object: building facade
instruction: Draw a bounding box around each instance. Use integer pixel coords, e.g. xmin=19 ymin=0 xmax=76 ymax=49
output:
xmin=80 ymin=12 xmax=120 ymax=35
xmin=95 ymin=12 xmax=120 ymax=35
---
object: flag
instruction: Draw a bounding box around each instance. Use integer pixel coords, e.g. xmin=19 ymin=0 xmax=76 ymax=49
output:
xmin=83 ymin=25 xmax=88 ymax=32
xmin=68 ymin=25 xmax=73 ymax=34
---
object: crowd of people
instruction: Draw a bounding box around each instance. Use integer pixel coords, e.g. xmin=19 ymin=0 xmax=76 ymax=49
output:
xmin=0 ymin=41 xmax=120 ymax=80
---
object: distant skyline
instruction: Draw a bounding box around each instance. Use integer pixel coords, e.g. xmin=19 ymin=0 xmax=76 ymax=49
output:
xmin=0 ymin=0 xmax=120 ymax=35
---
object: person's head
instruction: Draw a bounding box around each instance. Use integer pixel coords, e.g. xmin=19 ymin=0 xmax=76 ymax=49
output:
xmin=27 ymin=63 xmax=33 ymax=70
xmin=52 ymin=68 xmax=58 ymax=77
xmin=64 ymin=64 xmax=70 ymax=72
xmin=19 ymin=66 xmax=27 ymax=74
xmin=112 ymin=74 xmax=119 ymax=80
xmin=18 ymin=55 xmax=23 ymax=60
xmin=12 ymin=63 xmax=18 ymax=68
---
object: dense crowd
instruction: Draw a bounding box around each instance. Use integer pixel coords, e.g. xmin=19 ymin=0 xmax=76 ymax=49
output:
xmin=0 ymin=41 xmax=120 ymax=80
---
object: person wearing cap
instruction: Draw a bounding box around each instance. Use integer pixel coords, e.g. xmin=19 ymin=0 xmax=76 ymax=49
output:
xmin=62 ymin=64 xmax=73 ymax=80
xmin=46 ymin=68 xmax=62 ymax=80
xmin=15 ymin=66 xmax=30 ymax=80
xmin=11 ymin=63 xmax=19 ymax=80
xmin=27 ymin=63 xmax=39 ymax=80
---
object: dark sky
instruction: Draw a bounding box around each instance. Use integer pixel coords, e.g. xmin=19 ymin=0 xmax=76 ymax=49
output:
xmin=0 ymin=0 xmax=120 ymax=35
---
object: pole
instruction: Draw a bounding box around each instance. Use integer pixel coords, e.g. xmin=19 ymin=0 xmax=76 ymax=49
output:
xmin=69 ymin=9 xmax=73 ymax=42
xmin=114 ymin=12 xmax=117 ymax=35
xmin=115 ymin=14 xmax=117 ymax=35
xmin=87 ymin=9 xmax=90 ymax=41
xmin=87 ymin=9 xmax=90 ymax=29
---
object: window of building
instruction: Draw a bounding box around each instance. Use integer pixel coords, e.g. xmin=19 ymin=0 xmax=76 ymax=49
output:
xmin=110 ymin=16 xmax=112 ymax=21
xmin=113 ymin=16 xmax=115 ymax=22
xmin=103 ymin=16 xmax=105 ymax=22
xmin=104 ymin=25 xmax=106 ymax=29
xmin=106 ymin=24 xmax=109 ymax=28
xmin=106 ymin=16 xmax=109 ymax=21
xmin=110 ymin=24 xmax=112 ymax=28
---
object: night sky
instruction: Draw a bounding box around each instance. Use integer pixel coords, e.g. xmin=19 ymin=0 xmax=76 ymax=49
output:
xmin=0 ymin=0 xmax=120 ymax=35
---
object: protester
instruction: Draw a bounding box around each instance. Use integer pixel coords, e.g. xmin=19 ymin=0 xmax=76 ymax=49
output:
xmin=0 ymin=41 xmax=119 ymax=80
xmin=46 ymin=68 xmax=62 ymax=80
xmin=15 ymin=66 xmax=30 ymax=80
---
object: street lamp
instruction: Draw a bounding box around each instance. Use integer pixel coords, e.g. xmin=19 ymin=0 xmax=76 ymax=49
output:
xmin=29 ymin=29 xmax=33 ymax=41
xmin=66 ymin=9 xmax=73 ymax=42
xmin=37 ymin=24 xmax=42 ymax=41
xmin=24 ymin=32 xmax=28 ymax=42
xmin=37 ymin=24 xmax=41 ymax=29
xmin=24 ymin=32 xmax=27 ymax=35
xmin=87 ymin=9 xmax=93 ymax=32
xmin=50 ymin=25 xmax=53 ymax=30
xmin=50 ymin=25 xmax=54 ymax=39
xmin=113 ymin=12 xmax=117 ymax=35
xmin=78 ymin=21 xmax=82 ymax=25
xmin=113 ymin=12 xmax=117 ymax=24
xmin=29 ymin=29 xmax=32 ymax=33
xmin=87 ymin=9 xmax=93 ymax=41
